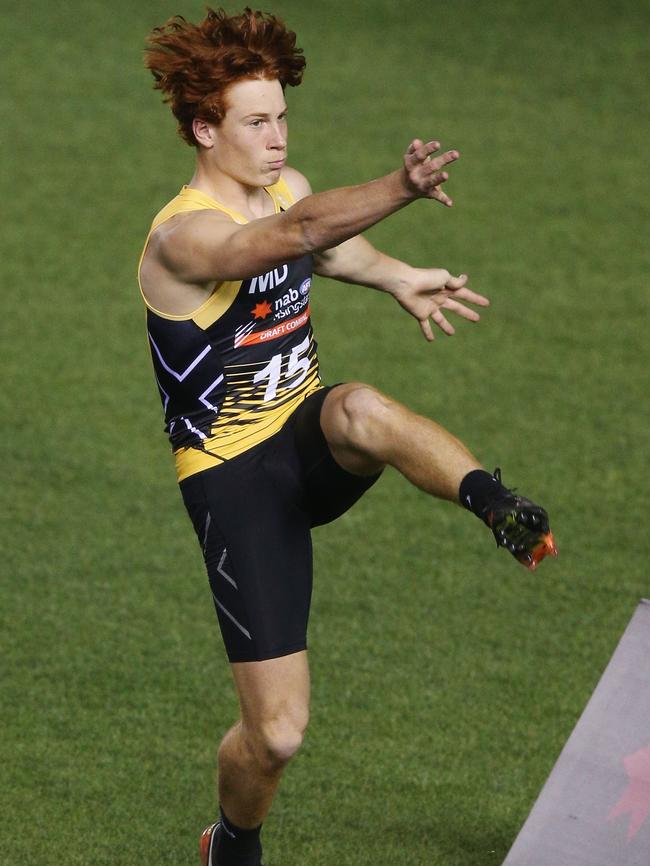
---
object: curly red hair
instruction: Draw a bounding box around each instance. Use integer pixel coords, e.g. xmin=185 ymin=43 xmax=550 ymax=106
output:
xmin=145 ymin=7 xmax=305 ymax=146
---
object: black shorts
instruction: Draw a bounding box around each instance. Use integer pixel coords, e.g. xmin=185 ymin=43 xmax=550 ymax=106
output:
xmin=180 ymin=386 xmax=382 ymax=663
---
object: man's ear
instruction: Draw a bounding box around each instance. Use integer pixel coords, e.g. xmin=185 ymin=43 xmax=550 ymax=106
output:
xmin=193 ymin=117 xmax=217 ymax=149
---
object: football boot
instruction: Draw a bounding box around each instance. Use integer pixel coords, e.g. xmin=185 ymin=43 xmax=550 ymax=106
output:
xmin=485 ymin=468 xmax=558 ymax=571
xmin=200 ymin=821 xmax=264 ymax=866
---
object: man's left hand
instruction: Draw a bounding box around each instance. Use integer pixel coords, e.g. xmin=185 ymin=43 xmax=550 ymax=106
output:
xmin=392 ymin=270 xmax=490 ymax=341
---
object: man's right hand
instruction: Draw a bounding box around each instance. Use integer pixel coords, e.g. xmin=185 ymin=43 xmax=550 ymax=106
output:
xmin=402 ymin=139 xmax=459 ymax=206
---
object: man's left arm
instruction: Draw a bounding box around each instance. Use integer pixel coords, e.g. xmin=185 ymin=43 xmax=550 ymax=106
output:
xmin=315 ymin=236 xmax=490 ymax=342
xmin=282 ymin=166 xmax=490 ymax=342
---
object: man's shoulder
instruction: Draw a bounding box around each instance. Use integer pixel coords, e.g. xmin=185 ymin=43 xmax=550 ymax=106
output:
xmin=154 ymin=204 xmax=232 ymax=241
xmin=147 ymin=206 xmax=236 ymax=275
xmin=280 ymin=166 xmax=312 ymax=202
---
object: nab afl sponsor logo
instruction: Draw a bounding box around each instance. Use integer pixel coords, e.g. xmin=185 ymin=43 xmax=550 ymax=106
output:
xmin=272 ymin=283 xmax=310 ymax=321
xmin=299 ymin=278 xmax=311 ymax=297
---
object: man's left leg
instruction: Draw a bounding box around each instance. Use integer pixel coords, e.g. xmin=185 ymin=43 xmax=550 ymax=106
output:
xmin=320 ymin=383 xmax=556 ymax=568
xmin=320 ymin=382 xmax=479 ymax=496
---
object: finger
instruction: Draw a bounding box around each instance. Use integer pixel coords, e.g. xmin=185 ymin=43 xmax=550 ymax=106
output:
xmin=428 ymin=149 xmax=459 ymax=171
xmin=407 ymin=139 xmax=422 ymax=155
xmin=440 ymin=298 xmax=481 ymax=322
xmin=419 ymin=318 xmax=435 ymax=342
xmin=431 ymin=309 xmax=456 ymax=336
xmin=429 ymin=170 xmax=449 ymax=188
xmin=431 ymin=186 xmax=453 ymax=207
xmin=444 ymin=273 xmax=469 ymax=291
xmin=451 ymin=287 xmax=491 ymax=307
xmin=415 ymin=139 xmax=441 ymax=161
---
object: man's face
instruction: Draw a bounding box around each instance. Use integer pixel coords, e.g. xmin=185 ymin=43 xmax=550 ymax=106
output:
xmin=210 ymin=77 xmax=288 ymax=187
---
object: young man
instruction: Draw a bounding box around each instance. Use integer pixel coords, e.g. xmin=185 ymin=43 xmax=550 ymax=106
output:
xmin=140 ymin=9 xmax=557 ymax=865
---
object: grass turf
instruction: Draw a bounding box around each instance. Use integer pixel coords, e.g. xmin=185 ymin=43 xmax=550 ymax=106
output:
xmin=2 ymin=1 xmax=649 ymax=863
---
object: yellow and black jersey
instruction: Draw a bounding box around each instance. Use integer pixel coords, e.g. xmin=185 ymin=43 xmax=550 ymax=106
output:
xmin=138 ymin=179 xmax=322 ymax=482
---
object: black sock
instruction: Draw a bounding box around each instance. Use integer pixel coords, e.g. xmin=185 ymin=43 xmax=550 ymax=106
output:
xmin=215 ymin=808 xmax=263 ymax=866
xmin=458 ymin=469 xmax=502 ymax=523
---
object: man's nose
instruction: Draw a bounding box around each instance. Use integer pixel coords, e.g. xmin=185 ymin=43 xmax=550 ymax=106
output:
xmin=268 ymin=123 xmax=286 ymax=149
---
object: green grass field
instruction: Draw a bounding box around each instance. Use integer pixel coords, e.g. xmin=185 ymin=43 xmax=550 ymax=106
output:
xmin=3 ymin=1 xmax=649 ymax=864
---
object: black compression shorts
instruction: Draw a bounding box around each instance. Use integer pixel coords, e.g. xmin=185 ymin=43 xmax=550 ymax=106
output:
xmin=179 ymin=385 xmax=382 ymax=663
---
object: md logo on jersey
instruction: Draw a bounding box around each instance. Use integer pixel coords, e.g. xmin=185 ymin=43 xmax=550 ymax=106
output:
xmin=248 ymin=264 xmax=289 ymax=294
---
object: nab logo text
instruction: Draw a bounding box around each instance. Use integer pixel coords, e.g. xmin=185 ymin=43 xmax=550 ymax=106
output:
xmin=248 ymin=265 xmax=289 ymax=294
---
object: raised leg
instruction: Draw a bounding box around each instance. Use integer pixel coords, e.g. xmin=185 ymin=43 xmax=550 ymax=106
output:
xmin=319 ymin=382 xmax=557 ymax=570
xmin=320 ymin=382 xmax=481 ymax=501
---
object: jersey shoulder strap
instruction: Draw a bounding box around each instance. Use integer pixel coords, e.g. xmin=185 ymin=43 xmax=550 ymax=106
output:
xmin=265 ymin=176 xmax=296 ymax=210
xmin=150 ymin=177 xmax=295 ymax=234
xmin=151 ymin=186 xmax=249 ymax=231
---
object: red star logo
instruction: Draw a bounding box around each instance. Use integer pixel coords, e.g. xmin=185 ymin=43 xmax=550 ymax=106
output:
xmin=608 ymin=742 xmax=650 ymax=840
xmin=251 ymin=301 xmax=272 ymax=319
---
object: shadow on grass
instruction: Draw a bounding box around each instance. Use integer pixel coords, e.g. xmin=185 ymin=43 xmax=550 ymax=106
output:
xmin=380 ymin=813 xmax=519 ymax=866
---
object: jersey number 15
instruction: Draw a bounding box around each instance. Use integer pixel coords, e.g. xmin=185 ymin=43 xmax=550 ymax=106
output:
xmin=252 ymin=335 xmax=311 ymax=402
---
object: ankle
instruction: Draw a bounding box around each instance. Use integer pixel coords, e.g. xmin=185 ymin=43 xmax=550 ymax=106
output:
xmin=458 ymin=468 xmax=502 ymax=522
xmin=214 ymin=808 xmax=263 ymax=866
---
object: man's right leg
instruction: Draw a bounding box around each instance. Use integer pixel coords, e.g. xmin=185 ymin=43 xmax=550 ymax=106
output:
xmin=202 ymin=650 xmax=310 ymax=866
xmin=179 ymin=441 xmax=318 ymax=864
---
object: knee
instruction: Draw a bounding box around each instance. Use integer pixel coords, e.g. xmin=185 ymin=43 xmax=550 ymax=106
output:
xmin=335 ymin=384 xmax=392 ymax=448
xmin=246 ymin=709 xmax=309 ymax=773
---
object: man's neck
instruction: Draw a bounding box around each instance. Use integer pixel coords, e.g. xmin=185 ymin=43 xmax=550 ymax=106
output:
xmin=188 ymin=161 xmax=273 ymax=221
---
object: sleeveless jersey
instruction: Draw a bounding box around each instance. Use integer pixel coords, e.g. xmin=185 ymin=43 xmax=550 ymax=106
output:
xmin=138 ymin=179 xmax=322 ymax=482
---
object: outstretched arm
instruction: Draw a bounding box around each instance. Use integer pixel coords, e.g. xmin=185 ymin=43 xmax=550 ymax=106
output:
xmin=155 ymin=140 xmax=458 ymax=284
xmin=284 ymin=151 xmax=489 ymax=341
xmin=315 ymin=236 xmax=490 ymax=341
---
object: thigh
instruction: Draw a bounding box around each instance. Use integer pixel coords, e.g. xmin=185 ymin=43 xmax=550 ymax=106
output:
xmin=180 ymin=445 xmax=314 ymax=664
xmin=232 ymin=650 xmax=310 ymax=732
xmin=289 ymin=385 xmax=383 ymax=527
xmin=319 ymin=381 xmax=389 ymax=475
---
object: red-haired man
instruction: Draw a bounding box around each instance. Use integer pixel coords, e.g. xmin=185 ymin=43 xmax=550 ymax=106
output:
xmin=140 ymin=9 xmax=556 ymax=865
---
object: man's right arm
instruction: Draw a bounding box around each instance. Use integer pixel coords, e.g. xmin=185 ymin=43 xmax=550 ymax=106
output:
xmin=157 ymin=139 xmax=458 ymax=285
